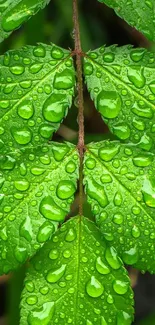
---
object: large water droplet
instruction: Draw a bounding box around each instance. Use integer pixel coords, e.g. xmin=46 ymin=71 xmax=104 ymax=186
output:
xmin=117 ymin=311 xmax=132 ymax=325
xmin=132 ymin=103 xmax=153 ymax=118
xmin=37 ymin=221 xmax=54 ymax=243
xmin=52 ymin=144 xmax=69 ymax=161
xmin=27 ymin=302 xmax=55 ymax=325
xmin=14 ymin=246 xmax=27 ymax=263
xmin=101 ymin=316 xmax=107 ymax=325
xmin=99 ymin=143 xmax=120 ymax=161
xmin=43 ymin=93 xmax=68 ymax=123
xmin=20 ymin=215 xmax=32 ymax=242
xmin=56 ymin=180 xmax=75 ymax=200
xmin=39 ymin=196 xmax=66 ymax=221
xmin=105 ymin=247 xmax=121 ymax=269
xmin=132 ymin=225 xmax=140 ymax=238
xmin=17 ymin=101 xmax=34 ymax=119
xmin=113 ymin=123 xmax=130 ymax=140
xmin=86 ymin=178 xmax=109 ymax=208
xmin=127 ymin=66 xmax=146 ymax=88
xmin=0 ymin=155 xmax=16 ymax=170
xmin=33 ymin=45 xmax=46 ymax=57
xmin=10 ymin=65 xmax=25 ymax=75
xmin=86 ymin=276 xmax=104 ymax=298
xmin=122 ymin=246 xmax=138 ymax=265
xmin=97 ymin=90 xmax=121 ymax=118
xmin=51 ymin=46 xmax=64 ymax=59
xmin=130 ymin=49 xmax=145 ymax=62
xmin=114 ymin=192 xmax=122 ymax=206
xmin=65 ymin=228 xmax=76 ymax=242
xmin=46 ymin=264 xmax=66 ymax=283
xmin=113 ymin=280 xmax=129 ymax=295
xmin=14 ymin=180 xmax=29 ymax=191
xmin=133 ymin=155 xmax=153 ymax=167
xmin=11 ymin=127 xmax=32 ymax=145
xmin=96 ymin=257 xmax=110 ymax=274
xmin=54 ymin=69 xmax=75 ymax=89
xmin=142 ymin=178 xmax=155 ymax=207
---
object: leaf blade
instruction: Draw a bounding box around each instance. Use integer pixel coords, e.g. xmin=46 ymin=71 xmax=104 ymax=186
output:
xmin=20 ymin=216 xmax=134 ymax=324
xmin=84 ymin=45 xmax=155 ymax=152
xmin=0 ymin=0 xmax=51 ymax=42
xmin=84 ymin=140 xmax=155 ymax=273
xmin=98 ymin=0 xmax=155 ymax=41
xmin=0 ymin=43 xmax=75 ymax=154
xmin=0 ymin=142 xmax=79 ymax=274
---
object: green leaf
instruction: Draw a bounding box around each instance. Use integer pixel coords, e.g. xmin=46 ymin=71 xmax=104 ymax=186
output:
xmin=20 ymin=216 xmax=134 ymax=325
xmin=0 ymin=43 xmax=75 ymax=154
xmin=84 ymin=45 xmax=155 ymax=152
xmin=84 ymin=140 xmax=155 ymax=273
xmin=0 ymin=142 xmax=79 ymax=274
xmin=0 ymin=0 xmax=51 ymax=43
xmin=98 ymin=0 xmax=155 ymax=41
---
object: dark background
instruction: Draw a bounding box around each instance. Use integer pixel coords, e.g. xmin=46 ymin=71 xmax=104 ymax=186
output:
xmin=0 ymin=0 xmax=155 ymax=324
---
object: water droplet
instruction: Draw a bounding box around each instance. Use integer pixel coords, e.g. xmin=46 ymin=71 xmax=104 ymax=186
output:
xmin=54 ymin=69 xmax=75 ymax=89
xmin=142 ymin=178 xmax=155 ymax=207
xmin=17 ymin=101 xmax=34 ymax=119
xmin=65 ymin=228 xmax=76 ymax=242
xmin=26 ymin=295 xmax=38 ymax=305
xmin=132 ymin=225 xmax=140 ymax=238
xmin=27 ymin=302 xmax=55 ymax=325
xmin=117 ymin=311 xmax=132 ymax=325
xmin=86 ymin=276 xmax=104 ymax=298
xmin=43 ymin=93 xmax=68 ymax=123
xmin=20 ymin=80 xmax=32 ymax=89
xmin=99 ymin=143 xmax=120 ymax=162
xmin=101 ymin=316 xmax=107 ymax=325
xmin=52 ymin=144 xmax=69 ymax=161
xmin=33 ymin=45 xmax=46 ymax=57
xmin=130 ymin=49 xmax=145 ymax=62
xmin=19 ymin=163 xmax=27 ymax=176
xmin=133 ymin=118 xmax=145 ymax=131
xmin=25 ymin=280 xmax=35 ymax=293
xmin=49 ymin=249 xmax=59 ymax=260
xmin=14 ymin=246 xmax=27 ymax=263
xmin=97 ymin=90 xmax=121 ymax=118
xmin=100 ymin=174 xmax=112 ymax=183
xmin=56 ymin=180 xmax=75 ymax=200
xmin=31 ymin=167 xmax=45 ymax=176
xmin=85 ymin=158 xmax=96 ymax=169
xmin=84 ymin=63 xmax=93 ymax=75
xmin=0 ymin=155 xmax=16 ymax=170
xmin=138 ymin=134 xmax=152 ymax=151
xmin=51 ymin=46 xmax=64 ymax=59
xmin=40 ymin=286 xmax=49 ymax=295
xmin=103 ymin=52 xmax=115 ymax=63
xmin=86 ymin=320 xmax=93 ymax=325
xmin=39 ymin=124 xmax=54 ymax=139
xmin=105 ymin=247 xmax=121 ymax=269
xmin=14 ymin=180 xmax=29 ymax=191
xmin=65 ymin=161 xmax=76 ymax=173
xmin=39 ymin=196 xmax=66 ymax=222
xmin=0 ymin=226 xmax=7 ymax=241
xmin=10 ymin=65 xmax=25 ymax=75
xmin=11 ymin=127 xmax=32 ymax=145
xmin=113 ymin=280 xmax=129 ymax=295
xmin=113 ymin=123 xmax=130 ymax=140
xmin=96 ymin=257 xmax=110 ymax=274
xmin=20 ymin=215 xmax=32 ymax=242
xmin=113 ymin=213 xmax=123 ymax=225
xmin=127 ymin=66 xmax=146 ymax=88
xmin=63 ymin=249 xmax=71 ymax=258
xmin=29 ymin=63 xmax=43 ymax=74
xmin=37 ymin=221 xmax=54 ymax=243
xmin=132 ymin=103 xmax=153 ymax=118
xmin=114 ymin=192 xmax=122 ymax=206
xmin=86 ymin=178 xmax=109 ymax=208
xmin=46 ymin=264 xmax=66 ymax=283
xmin=122 ymin=246 xmax=138 ymax=265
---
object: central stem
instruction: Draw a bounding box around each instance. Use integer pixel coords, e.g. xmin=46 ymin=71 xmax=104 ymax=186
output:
xmin=73 ymin=0 xmax=85 ymax=216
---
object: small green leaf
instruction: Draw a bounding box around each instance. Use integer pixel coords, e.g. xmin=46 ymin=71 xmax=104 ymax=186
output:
xmin=20 ymin=216 xmax=134 ymax=325
xmin=84 ymin=45 xmax=155 ymax=152
xmin=84 ymin=140 xmax=155 ymax=273
xmin=98 ymin=0 xmax=155 ymax=41
xmin=0 ymin=43 xmax=75 ymax=154
xmin=0 ymin=142 xmax=79 ymax=274
xmin=0 ymin=0 xmax=51 ymax=42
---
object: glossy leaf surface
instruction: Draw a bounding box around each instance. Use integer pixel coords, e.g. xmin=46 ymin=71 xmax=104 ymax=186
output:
xmin=0 ymin=43 xmax=75 ymax=154
xmin=84 ymin=45 xmax=155 ymax=152
xmin=0 ymin=0 xmax=51 ymax=42
xmin=98 ymin=0 xmax=155 ymax=41
xmin=84 ymin=140 xmax=155 ymax=273
xmin=20 ymin=216 xmax=134 ymax=325
xmin=0 ymin=142 xmax=79 ymax=274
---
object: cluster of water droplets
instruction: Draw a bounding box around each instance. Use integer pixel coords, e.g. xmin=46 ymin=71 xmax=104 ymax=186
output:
xmin=0 ymin=142 xmax=79 ymax=273
xmin=20 ymin=217 xmax=133 ymax=325
xmin=0 ymin=43 xmax=75 ymax=153
xmin=84 ymin=140 xmax=155 ymax=272
xmin=84 ymin=45 xmax=155 ymax=151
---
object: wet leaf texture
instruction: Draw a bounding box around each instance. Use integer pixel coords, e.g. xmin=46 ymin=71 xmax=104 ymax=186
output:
xmin=84 ymin=140 xmax=155 ymax=273
xmin=0 ymin=43 xmax=75 ymax=154
xmin=20 ymin=216 xmax=134 ymax=325
xmin=98 ymin=0 xmax=155 ymax=41
xmin=0 ymin=142 xmax=79 ymax=274
xmin=0 ymin=0 xmax=51 ymax=42
xmin=84 ymin=45 xmax=155 ymax=152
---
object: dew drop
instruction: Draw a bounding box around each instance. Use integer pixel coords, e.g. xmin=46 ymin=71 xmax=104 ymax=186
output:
xmin=56 ymin=180 xmax=75 ymax=200
xmin=10 ymin=65 xmax=25 ymax=75
xmin=86 ymin=276 xmax=104 ymax=298
xmin=51 ymin=46 xmax=64 ymax=59
xmin=122 ymin=246 xmax=138 ymax=265
xmin=117 ymin=311 xmax=132 ymax=325
xmin=100 ymin=174 xmax=112 ymax=183
xmin=113 ymin=123 xmax=131 ymax=140
xmin=86 ymin=178 xmax=109 ymax=208
xmin=39 ymin=124 xmax=54 ymax=139
xmin=99 ymin=144 xmax=120 ymax=162
xmin=39 ymin=196 xmax=66 ymax=222
xmin=132 ymin=225 xmax=140 ymax=238
xmin=142 ymin=178 xmax=155 ymax=207
xmin=0 ymin=155 xmax=16 ymax=170
xmin=103 ymin=52 xmax=115 ymax=63
xmin=65 ymin=161 xmax=76 ymax=173
xmin=37 ymin=221 xmax=54 ymax=243
xmin=114 ymin=192 xmax=122 ymax=206
xmin=49 ymin=249 xmax=59 ymax=260
xmin=96 ymin=257 xmax=110 ymax=274
xmin=33 ymin=45 xmax=46 ymax=57
xmin=14 ymin=246 xmax=27 ymax=263
xmin=105 ymin=247 xmax=121 ymax=269
xmin=54 ymin=69 xmax=75 ymax=89
xmin=130 ymin=49 xmax=145 ymax=62
xmin=101 ymin=316 xmax=107 ymax=325
xmin=113 ymin=280 xmax=129 ymax=295
xmin=52 ymin=144 xmax=69 ymax=161
xmin=29 ymin=63 xmax=43 ymax=74
xmin=11 ymin=127 xmax=32 ymax=145
xmin=20 ymin=215 xmax=33 ymax=242
xmin=113 ymin=213 xmax=123 ymax=225
xmin=14 ymin=180 xmax=29 ymax=191
xmin=85 ymin=158 xmax=96 ymax=169
xmin=65 ymin=228 xmax=76 ymax=242
xmin=46 ymin=264 xmax=66 ymax=283
xmin=43 ymin=93 xmax=68 ymax=123
xmin=17 ymin=101 xmax=34 ymax=119
xmin=127 ymin=66 xmax=146 ymax=88
xmin=84 ymin=63 xmax=93 ymax=75
xmin=97 ymin=90 xmax=121 ymax=118
xmin=27 ymin=302 xmax=55 ymax=325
